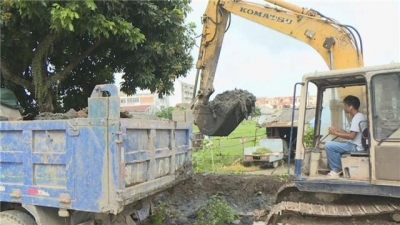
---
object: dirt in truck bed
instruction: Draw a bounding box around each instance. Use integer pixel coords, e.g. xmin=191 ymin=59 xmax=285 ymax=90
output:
xmin=34 ymin=108 xmax=165 ymax=120
xmin=144 ymin=174 xmax=398 ymax=225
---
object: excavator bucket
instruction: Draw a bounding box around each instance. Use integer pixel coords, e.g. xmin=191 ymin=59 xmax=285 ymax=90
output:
xmin=193 ymin=90 xmax=256 ymax=136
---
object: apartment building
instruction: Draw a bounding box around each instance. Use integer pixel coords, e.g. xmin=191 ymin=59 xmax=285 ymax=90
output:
xmin=256 ymin=95 xmax=317 ymax=109
xmin=119 ymin=91 xmax=169 ymax=114
xmin=168 ymin=81 xmax=195 ymax=107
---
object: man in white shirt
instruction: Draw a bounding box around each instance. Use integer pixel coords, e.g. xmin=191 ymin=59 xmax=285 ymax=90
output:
xmin=325 ymin=95 xmax=367 ymax=177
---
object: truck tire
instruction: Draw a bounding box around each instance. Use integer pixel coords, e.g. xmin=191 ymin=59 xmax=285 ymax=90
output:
xmin=242 ymin=161 xmax=251 ymax=167
xmin=0 ymin=210 xmax=37 ymax=225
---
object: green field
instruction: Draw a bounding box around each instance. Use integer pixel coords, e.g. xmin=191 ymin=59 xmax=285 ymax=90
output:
xmin=192 ymin=120 xmax=266 ymax=173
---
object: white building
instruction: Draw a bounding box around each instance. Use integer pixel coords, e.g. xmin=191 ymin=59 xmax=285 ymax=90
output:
xmin=168 ymin=81 xmax=195 ymax=107
xmin=119 ymin=91 xmax=169 ymax=114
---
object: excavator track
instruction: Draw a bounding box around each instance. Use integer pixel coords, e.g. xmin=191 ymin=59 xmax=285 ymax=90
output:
xmin=266 ymin=200 xmax=400 ymax=224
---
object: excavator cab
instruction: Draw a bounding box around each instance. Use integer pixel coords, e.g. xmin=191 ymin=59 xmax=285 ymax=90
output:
xmin=296 ymin=63 xmax=400 ymax=182
xmin=265 ymin=64 xmax=400 ymax=224
xmin=296 ymin=64 xmax=400 ymax=181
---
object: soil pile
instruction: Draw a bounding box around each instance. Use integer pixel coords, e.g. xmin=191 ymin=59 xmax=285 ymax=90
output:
xmin=144 ymin=174 xmax=397 ymax=225
xmin=34 ymin=108 xmax=88 ymax=120
xmin=146 ymin=174 xmax=286 ymax=225
xmin=210 ymin=89 xmax=256 ymax=118
xmin=34 ymin=108 xmax=166 ymax=120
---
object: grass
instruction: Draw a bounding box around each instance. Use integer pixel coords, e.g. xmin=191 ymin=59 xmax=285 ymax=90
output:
xmin=253 ymin=147 xmax=273 ymax=155
xmin=218 ymin=164 xmax=261 ymax=173
xmin=192 ymin=119 xmax=266 ymax=173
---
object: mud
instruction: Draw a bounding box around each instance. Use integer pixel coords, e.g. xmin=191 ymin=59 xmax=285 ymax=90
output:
xmin=34 ymin=108 xmax=166 ymax=120
xmin=34 ymin=108 xmax=89 ymax=120
xmin=144 ymin=173 xmax=398 ymax=225
xmin=145 ymin=174 xmax=286 ymax=225
xmin=210 ymin=89 xmax=256 ymax=118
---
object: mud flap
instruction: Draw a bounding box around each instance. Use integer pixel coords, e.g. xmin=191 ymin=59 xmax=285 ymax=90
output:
xmin=131 ymin=201 xmax=151 ymax=222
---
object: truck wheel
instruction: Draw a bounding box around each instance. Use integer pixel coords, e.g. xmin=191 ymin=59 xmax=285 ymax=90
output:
xmin=242 ymin=162 xmax=251 ymax=167
xmin=259 ymin=162 xmax=269 ymax=169
xmin=0 ymin=210 xmax=37 ymax=225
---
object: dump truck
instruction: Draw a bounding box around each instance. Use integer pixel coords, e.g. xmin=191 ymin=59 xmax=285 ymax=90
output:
xmin=0 ymin=84 xmax=193 ymax=225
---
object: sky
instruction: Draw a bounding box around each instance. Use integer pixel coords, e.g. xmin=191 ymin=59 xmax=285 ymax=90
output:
xmin=115 ymin=0 xmax=400 ymax=99
xmin=182 ymin=0 xmax=400 ymax=98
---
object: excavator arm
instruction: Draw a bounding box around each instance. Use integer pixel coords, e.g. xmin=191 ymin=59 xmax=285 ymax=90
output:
xmin=192 ymin=0 xmax=364 ymax=136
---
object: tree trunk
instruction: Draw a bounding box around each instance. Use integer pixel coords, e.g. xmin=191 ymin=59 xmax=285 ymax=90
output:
xmin=31 ymin=35 xmax=58 ymax=112
xmin=38 ymin=89 xmax=54 ymax=112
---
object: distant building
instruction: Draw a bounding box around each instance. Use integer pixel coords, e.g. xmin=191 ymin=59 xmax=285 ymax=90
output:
xmin=168 ymin=81 xmax=195 ymax=107
xmin=119 ymin=91 xmax=169 ymax=114
xmin=256 ymin=95 xmax=317 ymax=109
xmin=263 ymin=107 xmax=316 ymax=128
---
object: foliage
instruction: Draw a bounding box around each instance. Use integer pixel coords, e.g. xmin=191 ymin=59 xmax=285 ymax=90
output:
xmin=148 ymin=201 xmax=178 ymax=225
xmin=192 ymin=138 xmax=214 ymax=173
xmin=278 ymin=172 xmax=289 ymax=182
xmin=1 ymin=0 xmax=195 ymax=113
xmin=304 ymin=126 xmax=315 ymax=148
xmin=252 ymin=106 xmax=261 ymax=117
xmin=194 ymin=195 xmax=237 ymax=225
xmin=155 ymin=107 xmax=174 ymax=120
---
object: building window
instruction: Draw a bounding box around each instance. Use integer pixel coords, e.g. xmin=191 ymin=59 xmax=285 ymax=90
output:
xmin=121 ymin=99 xmax=127 ymax=104
xmin=127 ymin=98 xmax=139 ymax=104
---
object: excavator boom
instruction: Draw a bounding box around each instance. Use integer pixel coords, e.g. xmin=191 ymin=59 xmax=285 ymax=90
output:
xmin=192 ymin=0 xmax=364 ymax=136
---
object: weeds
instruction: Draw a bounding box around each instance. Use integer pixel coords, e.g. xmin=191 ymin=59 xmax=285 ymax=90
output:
xmin=194 ymin=195 xmax=237 ymax=225
xmin=278 ymin=172 xmax=289 ymax=182
xmin=148 ymin=201 xmax=177 ymax=225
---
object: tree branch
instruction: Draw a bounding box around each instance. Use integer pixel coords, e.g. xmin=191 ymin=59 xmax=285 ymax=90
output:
xmin=1 ymin=58 xmax=35 ymax=91
xmin=49 ymin=39 xmax=103 ymax=84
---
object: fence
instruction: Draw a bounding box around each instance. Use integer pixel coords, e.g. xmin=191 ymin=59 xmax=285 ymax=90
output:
xmin=191 ymin=133 xmax=267 ymax=172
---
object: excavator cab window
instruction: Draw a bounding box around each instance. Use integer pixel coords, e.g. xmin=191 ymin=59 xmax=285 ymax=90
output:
xmin=305 ymin=77 xmax=368 ymax=146
xmin=371 ymin=72 xmax=400 ymax=141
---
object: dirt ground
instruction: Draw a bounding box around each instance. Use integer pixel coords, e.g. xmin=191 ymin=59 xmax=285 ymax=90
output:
xmin=143 ymin=172 xmax=398 ymax=225
xmin=146 ymin=173 xmax=286 ymax=225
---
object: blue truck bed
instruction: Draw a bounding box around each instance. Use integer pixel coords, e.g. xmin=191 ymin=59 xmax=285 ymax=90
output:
xmin=0 ymin=84 xmax=192 ymax=216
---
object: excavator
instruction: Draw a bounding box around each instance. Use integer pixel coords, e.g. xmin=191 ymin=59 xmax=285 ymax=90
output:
xmin=192 ymin=0 xmax=364 ymax=136
xmin=191 ymin=0 xmax=400 ymax=224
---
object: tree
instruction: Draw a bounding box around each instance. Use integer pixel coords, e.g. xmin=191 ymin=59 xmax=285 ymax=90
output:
xmin=1 ymin=0 xmax=195 ymax=113
xmin=304 ymin=126 xmax=315 ymax=147
xmin=155 ymin=107 xmax=174 ymax=120
xmin=252 ymin=107 xmax=261 ymax=117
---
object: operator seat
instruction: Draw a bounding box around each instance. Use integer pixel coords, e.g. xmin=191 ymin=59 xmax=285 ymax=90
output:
xmin=348 ymin=120 xmax=369 ymax=156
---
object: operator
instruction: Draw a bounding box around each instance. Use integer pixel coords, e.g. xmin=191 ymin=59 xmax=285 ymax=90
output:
xmin=325 ymin=95 xmax=367 ymax=177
